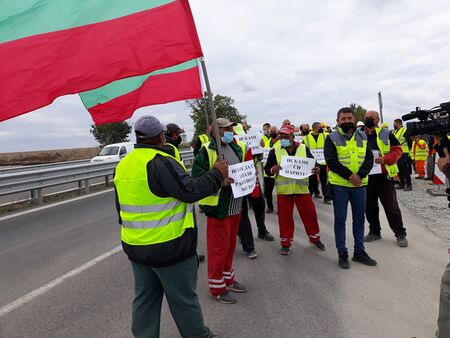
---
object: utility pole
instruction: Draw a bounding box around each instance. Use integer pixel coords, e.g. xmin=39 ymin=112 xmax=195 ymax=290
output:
xmin=378 ymin=91 xmax=384 ymax=123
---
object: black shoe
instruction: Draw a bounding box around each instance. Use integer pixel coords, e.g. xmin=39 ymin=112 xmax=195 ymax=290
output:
xmin=309 ymin=240 xmax=326 ymax=251
xmin=324 ymin=199 xmax=332 ymax=205
xmin=396 ymin=236 xmax=408 ymax=248
xmin=198 ymin=254 xmax=205 ymax=263
xmin=265 ymin=208 xmax=273 ymax=214
xmin=404 ymin=186 xmax=412 ymax=191
xmin=396 ymin=184 xmax=405 ymax=190
xmin=338 ymin=253 xmax=350 ymax=269
xmin=279 ymin=247 xmax=290 ymax=256
xmin=352 ymin=250 xmax=377 ymax=266
xmin=364 ymin=233 xmax=381 ymax=242
xmin=258 ymin=232 xmax=275 ymax=241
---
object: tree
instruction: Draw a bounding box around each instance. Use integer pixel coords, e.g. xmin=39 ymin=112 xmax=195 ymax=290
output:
xmin=90 ymin=122 xmax=132 ymax=148
xmin=187 ymin=93 xmax=247 ymax=140
xmin=349 ymin=102 xmax=367 ymax=122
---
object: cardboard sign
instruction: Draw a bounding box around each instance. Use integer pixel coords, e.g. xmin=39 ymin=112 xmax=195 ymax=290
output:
xmin=235 ymin=132 xmax=263 ymax=154
xmin=261 ymin=148 xmax=271 ymax=163
xmin=310 ymin=149 xmax=325 ymax=165
xmin=228 ymin=160 xmax=257 ymax=198
xmin=279 ymin=156 xmax=316 ymax=179
xmin=369 ymin=150 xmax=382 ymax=175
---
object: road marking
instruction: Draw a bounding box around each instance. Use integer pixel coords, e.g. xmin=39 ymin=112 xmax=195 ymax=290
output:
xmin=0 ymin=189 xmax=114 ymax=222
xmin=0 ymin=245 xmax=122 ymax=318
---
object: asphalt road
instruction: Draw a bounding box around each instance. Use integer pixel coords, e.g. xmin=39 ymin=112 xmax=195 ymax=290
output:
xmin=0 ymin=190 xmax=447 ymax=338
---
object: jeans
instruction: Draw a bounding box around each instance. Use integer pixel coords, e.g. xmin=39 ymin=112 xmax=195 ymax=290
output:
xmin=332 ymin=185 xmax=366 ymax=255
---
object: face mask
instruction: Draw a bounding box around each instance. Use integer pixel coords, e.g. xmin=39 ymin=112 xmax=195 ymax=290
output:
xmin=280 ymin=139 xmax=292 ymax=148
xmin=318 ymin=128 xmax=324 ymax=133
xmin=302 ymin=130 xmax=309 ymax=135
xmin=174 ymin=135 xmax=182 ymax=145
xmin=340 ymin=122 xmax=355 ymax=133
xmin=364 ymin=118 xmax=375 ymax=128
xmin=270 ymin=132 xmax=278 ymax=139
xmin=221 ymin=131 xmax=234 ymax=144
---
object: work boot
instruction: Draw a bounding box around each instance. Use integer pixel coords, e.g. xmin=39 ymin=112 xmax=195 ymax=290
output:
xmin=404 ymin=186 xmax=413 ymax=191
xmin=309 ymin=240 xmax=326 ymax=251
xmin=212 ymin=291 xmax=237 ymax=304
xmin=364 ymin=233 xmax=382 ymax=242
xmin=258 ymin=232 xmax=275 ymax=241
xmin=245 ymin=250 xmax=258 ymax=259
xmin=352 ymin=250 xmax=377 ymax=266
xmin=226 ymin=281 xmax=248 ymax=293
xmin=338 ymin=253 xmax=350 ymax=269
xmin=265 ymin=208 xmax=273 ymax=214
xmin=396 ymin=236 xmax=408 ymax=248
xmin=279 ymin=247 xmax=291 ymax=256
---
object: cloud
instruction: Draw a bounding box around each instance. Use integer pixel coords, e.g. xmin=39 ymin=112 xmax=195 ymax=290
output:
xmin=1 ymin=0 xmax=450 ymax=151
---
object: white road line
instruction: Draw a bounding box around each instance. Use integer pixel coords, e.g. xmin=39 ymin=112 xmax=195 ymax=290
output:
xmin=0 ymin=189 xmax=114 ymax=222
xmin=0 ymin=245 xmax=122 ymax=318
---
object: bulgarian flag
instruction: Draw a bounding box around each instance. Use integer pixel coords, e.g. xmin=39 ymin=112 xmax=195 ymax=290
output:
xmin=0 ymin=0 xmax=203 ymax=122
xmin=79 ymin=59 xmax=202 ymax=125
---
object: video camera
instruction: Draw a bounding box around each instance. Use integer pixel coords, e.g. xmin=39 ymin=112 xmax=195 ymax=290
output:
xmin=402 ymin=102 xmax=450 ymax=157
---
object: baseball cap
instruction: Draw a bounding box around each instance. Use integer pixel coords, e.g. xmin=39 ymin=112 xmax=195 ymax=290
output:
xmin=134 ymin=115 xmax=166 ymax=139
xmin=166 ymin=123 xmax=184 ymax=134
xmin=279 ymin=125 xmax=295 ymax=135
xmin=216 ymin=118 xmax=237 ymax=128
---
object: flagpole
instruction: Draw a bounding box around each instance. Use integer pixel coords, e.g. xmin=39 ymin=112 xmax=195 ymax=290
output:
xmin=200 ymin=57 xmax=223 ymax=160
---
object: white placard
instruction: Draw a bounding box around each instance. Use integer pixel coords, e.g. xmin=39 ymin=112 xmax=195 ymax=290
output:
xmin=279 ymin=156 xmax=316 ymax=179
xmin=228 ymin=160 xmax=257 ymax=198
xmin=235 ymin=132 xmax=263 ymax=154
xmin=310 ymin=149 xmax=325 ymax=165
xmin=261 ymin=148 xmax=271 ymax=163
xmin=369 ymin=150 xmax=382 ymax=175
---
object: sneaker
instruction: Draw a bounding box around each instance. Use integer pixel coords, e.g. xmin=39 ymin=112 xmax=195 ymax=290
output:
xmin=396 ymin=184 xmax=405 ymax=190
xmin=404 ymin=186 xmax=412 ymax=191
xmin=226 ymin=281 xmax=248 ymax=293
xmin=265 ymin=208 xmax=273 ymax=214
xmin=314 ymin=194 xmax=323 ymax=199
xmin=397 ymin=236 xmax=408 ymax=248
xmin=279 ymin=247 xmax=290 ymax=255
xmin=309 ymin=240 xmax=326 ymax=251
xmin=245 ymin=250 xmax=258 ymax=259
xmin=258 ymin=232 xmax=275 ymax=241
xmin=324 ymin=199 xmax=332 ymax=205
xmin=364 ymin=233 xmax=382 ymax=242
xmin=352 ymin=250 xmax=377 ymax=266
xmin=212 ymin=291 xmax=237 ymax=304
xmin=338 ymin=253 xmax=350 ymax=269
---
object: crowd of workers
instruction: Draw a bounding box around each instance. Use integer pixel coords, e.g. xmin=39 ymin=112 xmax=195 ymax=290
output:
xmin=113 ymin=109 xmax=450 ymax=338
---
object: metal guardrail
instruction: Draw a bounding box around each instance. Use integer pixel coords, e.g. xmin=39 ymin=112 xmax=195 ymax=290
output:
xmin=0 ymin=159 xmax=90 ymax=174
xmin=0 ymin=149 xmax=195 ymax=205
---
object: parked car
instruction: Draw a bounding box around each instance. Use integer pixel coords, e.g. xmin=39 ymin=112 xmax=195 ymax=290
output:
xmin=90 ymin=142 xmax=134 ymax=163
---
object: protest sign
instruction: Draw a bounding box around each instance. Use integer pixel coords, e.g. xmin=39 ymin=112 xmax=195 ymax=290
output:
xmin=261 ymin=148 xmax=271 ymax=163
xmin=310 ymin=149 xmax=325 ymax=165
xmin=369 ymin=150 xmax=382 ymax=175
xmin=235 ymin=132 xmax=263 ymax=154
xmin=228 ymin=160 xmax=257 ymax=198
xmin=279 ymin=156 xmax=316 ymax=179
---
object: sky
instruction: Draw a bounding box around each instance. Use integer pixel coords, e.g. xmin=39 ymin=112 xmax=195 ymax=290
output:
xmin=1 ymin=0 xmax=450 ymax=152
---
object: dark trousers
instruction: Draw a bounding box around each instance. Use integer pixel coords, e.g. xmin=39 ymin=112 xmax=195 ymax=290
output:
xmin=308 ymin=164 xmax=332 ymax=200
xmin=263 ymin=177 xmax=275 ymax=210
xmin=366 ymin=174 xmax=407 ymax=238
xmin=437 ymin=262 xmax=450 ymax=338
xmin=332 ymin=185 xmax=366 ymax=255
xmin=397 ymin=153 xmax=412 ymax=187
xmin=131 ymin=256 xmax=213 ymax=338
xmin=238 ymin=196 xmax=269 ymax=252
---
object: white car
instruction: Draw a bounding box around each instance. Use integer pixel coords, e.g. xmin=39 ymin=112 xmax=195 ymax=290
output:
xmin=90 ymin=142 xmax=134 ymax=163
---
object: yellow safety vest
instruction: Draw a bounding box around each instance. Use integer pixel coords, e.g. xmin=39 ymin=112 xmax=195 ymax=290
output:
xmin=198 ymin=134 xmax=209 ymax=146
xmin=115 ymin=148 xmax=194 ymax=246
xmin=328 ymin=129 xmax=369 ymax=187
xmin=304 ymin=133 xmax=327 ymax=149
xmin=199 ymin=141 xmax=247 ymax=206
xmin=393 ymin=127 xmax=409 ymax=154
xmin=274 ymin=144 xmax=310 ymax=195
xmin=413 ymin=140 xmax=428 ymax=160
xmin=165 ymin=143 xmax=181 ymax=162
xmin=375 ymin=128 xmax=399 ymax=178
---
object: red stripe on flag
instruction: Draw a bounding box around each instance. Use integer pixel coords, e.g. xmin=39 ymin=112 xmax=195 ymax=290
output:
xmin=0 ymin=0 xmax=202 ymax=122
xmin=88 ymin=66 xmax=202 ymax=124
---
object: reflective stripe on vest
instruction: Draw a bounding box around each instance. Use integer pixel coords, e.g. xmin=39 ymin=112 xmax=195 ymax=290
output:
xmin=328 ymin=129 xmax=369 ymax=187
xmin=414 ymin=140 xmax=428 ymax=160
xmin=375 ymin=128 xmax=399 ymax=178
xmin=115 ymin=148 xmax=194 ymax=246
xmin=274 ymin=143 xmax=310 ymax=195
xmin=393 ymin=127 xmax=409 ymax=154
xmin=199 ymin=141 xmax=246 ymax=206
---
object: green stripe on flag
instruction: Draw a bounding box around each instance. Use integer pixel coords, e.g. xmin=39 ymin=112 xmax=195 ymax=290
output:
xmin=80 ymin=59 xmax=199 ymax=108
xmin=0 ymin=0 xmax=174 ymax=44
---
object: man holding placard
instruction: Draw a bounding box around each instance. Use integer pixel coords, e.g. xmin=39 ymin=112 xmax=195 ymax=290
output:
xmin=192 ymin=118 xmax=250 ymax=304
xmin=265 ymin=125 xmax=326 ymax=255
xmin=363 ymin=110 xmax=408 ymax=248
xmin=304 ymin=122 xmax=333 ymax=204
xmin=324 ymin=107 xmax=376 ymax=269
